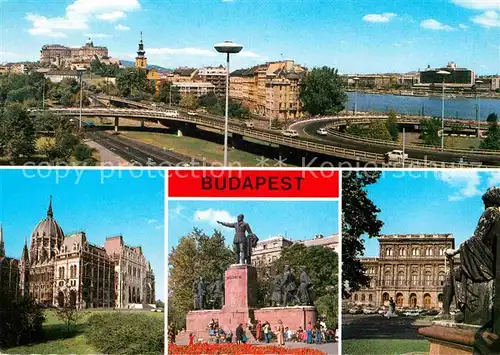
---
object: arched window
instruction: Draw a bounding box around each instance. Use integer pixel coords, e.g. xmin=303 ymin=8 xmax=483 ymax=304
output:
xmin=59 ymin=267 xmax=65 ymax=279
xmin=386 ymin=248 xmax=393 ymax=257
xmin=439 ymin=248 xmax=444 ymax=256
xmin=361 ymin=294 xmax=366 ymax=302
xmin=368 ymin=294 xmax=373 ymax=302
xmin=398 ymin=271 xmax=405 ymax=286
xmin=438 ymin=272 xmax=444 ymax=286
xmin=425 ymin=271 xmax=432 ymax=286
xmin=411 ymin=272 xmax=418 ymax=286
xmin=382 ymin=293 xmax=390 ymax=302
xmin=354 ymin=294 xmax=358 ymax=301
xmin=385 ymin=271 xmax=392 ymax=286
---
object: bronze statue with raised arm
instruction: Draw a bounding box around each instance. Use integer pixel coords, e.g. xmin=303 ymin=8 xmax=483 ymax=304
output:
xmin=217 ymin=214 xmax=254 ymax=264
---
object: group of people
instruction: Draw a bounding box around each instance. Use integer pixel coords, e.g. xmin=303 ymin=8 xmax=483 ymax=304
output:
xmin=254 ymin=319 xmax=335 ymax=345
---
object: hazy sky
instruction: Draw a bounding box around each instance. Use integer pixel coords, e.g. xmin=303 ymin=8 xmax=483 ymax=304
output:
xmin=1 ymin=0 xmax=499 ymax=74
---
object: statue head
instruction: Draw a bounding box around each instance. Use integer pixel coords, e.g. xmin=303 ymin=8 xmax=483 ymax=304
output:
xmin=237 ymin=214 xmax=244 ymax=222
xmin=284 ymin=264 xmax=290 ymax=272
xmin=482 ymin=187 xmax=500 ymax=208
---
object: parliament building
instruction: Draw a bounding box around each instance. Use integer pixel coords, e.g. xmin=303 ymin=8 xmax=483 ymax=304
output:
xmin=0 ymin=197 xmax=155 ymax=309
xmin=350 ymin=234 xmax=454 ymax=309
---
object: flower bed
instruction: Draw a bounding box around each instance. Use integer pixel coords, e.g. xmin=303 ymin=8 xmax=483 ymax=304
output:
xmin=168 ymin=344 xmax=326 ymax=355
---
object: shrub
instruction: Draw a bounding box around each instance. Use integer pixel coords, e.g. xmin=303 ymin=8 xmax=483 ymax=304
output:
xmin=85 ymin=312 xmax=164 ymax=354
xmin=0 ymin=294 xmax=45 ymax=348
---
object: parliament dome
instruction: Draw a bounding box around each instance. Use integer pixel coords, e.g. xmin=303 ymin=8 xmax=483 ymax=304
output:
xmin=29 ymin=196 xmax=65 ymax=263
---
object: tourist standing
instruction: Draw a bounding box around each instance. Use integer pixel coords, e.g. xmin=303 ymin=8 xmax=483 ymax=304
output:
xmin=188 ymin=333 xmax=194 ymax=345
xmin=256 ymin=320 xmax=262 ymax=341
xmin=236 ymin=323 xmax=244 ymax=344
xmin=315 ymin=322 xmax=322 ymax=344
xmin=276 ymin=320 xmax=285 ymax=346
xmin=385 ymin=297 xmax=397 ymax=318
xmin=263 ymin=322 xmax=271 ymax=343
xmin=306 ymin=321 xmax=313 ymax=344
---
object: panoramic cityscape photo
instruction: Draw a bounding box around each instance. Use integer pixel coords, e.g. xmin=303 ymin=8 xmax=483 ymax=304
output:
xmin=0 ymin=0 xmax=499 ymax=168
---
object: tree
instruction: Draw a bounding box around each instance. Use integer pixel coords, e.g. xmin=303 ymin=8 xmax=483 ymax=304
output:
xmin=0 ymin=103 xmax=36 ymax=162
xmin=116 ymin=68 xmax=147 ymax=97
xmin=55 ymin=283 xmax=86 ymax=335
xmin=299 ymin=66 xmax=347 ymax=116
xmin=168 ymin=228 xmax=234 ymax=328
xmin=386 ymin=109 xmax=399 ymax=141
xmin=157 ymin=82 xmax=180 ymax=105
xmin=342 ymin=171 xmax=383 ymax=298
xmin=420 ymin=117 xmax=441 ymax=146
xmin=480 ymin=113 xmax=500 ymax=150
xmin=179 ymin=94 xmax=198 ymax=110
xmin=367 ymin=120 xmax=392 ymax=141
xmin=316 ymin=292 xmax=338 ymax=329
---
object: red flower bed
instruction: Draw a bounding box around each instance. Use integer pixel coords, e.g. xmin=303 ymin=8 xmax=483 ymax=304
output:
xmin=168 ymin=344 xmax=326 ymax=355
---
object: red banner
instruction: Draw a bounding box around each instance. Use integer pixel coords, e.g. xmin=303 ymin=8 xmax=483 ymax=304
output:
xmin=168 ymin=170 xmax=339 ymax=198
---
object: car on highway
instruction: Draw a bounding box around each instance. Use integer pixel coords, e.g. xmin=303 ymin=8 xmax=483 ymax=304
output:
xmin=282 ymin=129 xmax=299 ymax=138
xmin=385 ymin=149 xmax=408 ymax=163
xmin=187 ymin=111 xmax=198 ymax=116
xmin=316 ymin=127 xmax=328 ymax=136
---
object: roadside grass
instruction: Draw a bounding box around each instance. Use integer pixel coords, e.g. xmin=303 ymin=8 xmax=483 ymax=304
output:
xmin=342 ymin=339 xmax=429 ymax=355
xmin=119 ymin=131 xmax=272 ymax=166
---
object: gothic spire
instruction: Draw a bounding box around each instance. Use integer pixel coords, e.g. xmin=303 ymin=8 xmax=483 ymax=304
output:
xmin=0 ymin=223 xmax=4 ymax=258
xmin=47 ymin=195 xmax=53 ymax=218
xmin=22 ymin=236 xmax=29 ymax=261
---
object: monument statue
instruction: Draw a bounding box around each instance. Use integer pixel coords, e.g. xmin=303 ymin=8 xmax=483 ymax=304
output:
xmin=217 ymin=214 xmax=256 ymax=264
xmin=298 ymin=266 xmax=314 ymax=306
xmin=210 ymin=275 xmax=225 ymax=309
xmin=281 ymin=265 xmax=300 ymax=307
xmin=438 ymin=187 xmax=500 ymax=326
xmin=270 ymin=272 xmax=283 ymax=307
xmin=193 ymin=277 xmax=207 ymax=310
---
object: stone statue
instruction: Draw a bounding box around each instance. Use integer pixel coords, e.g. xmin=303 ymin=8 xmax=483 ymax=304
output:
xmin=298 ymin=266 xmax=314 ymax=306
xmin=270 ymin=272 xmax=283 ymax=307
xmin=211 ymin=275 xmax=225 ymax=309
xmin=217 ymin=214 xmax=255 ymax=264
xmin=438 ymin=187 xmax=500 ymax=327
xmin=281 ymin=265 xmax=300 ymax=307
xmin=193 ymin=277 xmax=207 ymax=310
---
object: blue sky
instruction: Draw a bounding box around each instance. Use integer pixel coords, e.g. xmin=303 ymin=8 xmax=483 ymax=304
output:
xmin=361 ymin=170 xmax=500 ymax=257
xmin=1 ymin=0 xmax=499 ymax=74
xmin=0 ymin=169 xmax=165 ymax=300
xmin=168 ymin=200 xmax=338 ymax=249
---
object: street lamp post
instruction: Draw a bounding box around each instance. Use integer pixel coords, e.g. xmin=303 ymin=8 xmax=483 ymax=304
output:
xmin=76 ymin=67 xmax=86 ymax=131
xmin=475 ymin=80 xmax=483 ymax=141
xmin=437 ymin=70 xmax=450 ymax=151
xmin=353 ymin=77 xmax=360 ymax=115
xmin=214 ymin=41 xmax=243 ymax=167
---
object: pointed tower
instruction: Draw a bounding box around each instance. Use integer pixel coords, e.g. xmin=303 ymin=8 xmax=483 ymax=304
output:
xmin=135 ymin=31 xmax=147 ymax=69
xmin=47 ymin=195 xmax=53 ymax=218
xmin=19 ymin=237 xmax=30 ymax=296
xmin=0 ymin=223 xmax=4 ymax=258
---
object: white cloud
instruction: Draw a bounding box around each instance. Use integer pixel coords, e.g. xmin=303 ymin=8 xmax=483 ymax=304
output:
xmin=459 ymin=23 xmax=470 ymax=29
xmin=420 ymin=19 xmax=455 ymax=31
xmin=96 ymin=11 xmax=126 ymax=21
xmin=25 ymin=0 xmax=140 ymax=37
xmin=148 ymin=47 xmax=217 ymax=57
xmin=362 ymin=13 xmax=397 ymax=23
xmin=85 ymin=33 xmax=111 ymax=38
xmin=472 ymin=11 xmax=500 ymax=27
xmin=194 ymin=209 xmax=236 ymax=226
xmin=451 ymin=0 xmax=500 ymax=10
xmin=438 ymin=171 xmax=482 ymax=201
xmin=236 ymin=50 xmax=260 ymax=58
xmin=115 ymin=24 xmax=130 ymax=31
xmin=487 ymin=172 xmax=500 ymax=187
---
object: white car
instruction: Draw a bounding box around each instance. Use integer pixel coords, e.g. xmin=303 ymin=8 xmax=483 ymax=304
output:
xmin=385 ymin=149 xmax=408 ymax=162
xmin=403 ymin=310 xmax=421 ymax=317
xmin=316 ymin=127 xmax=328 ymax=136
xmin=282 ymin=129 xmax=299 ymax=138
xmin=244 ymin=122 xmax=255 ymax=128
xmin=187 ymin=111 xmax=197 ymax=116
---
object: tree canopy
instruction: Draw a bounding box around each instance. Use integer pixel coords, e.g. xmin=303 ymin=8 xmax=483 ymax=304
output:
xmin=480 ymin=113 xmax=500 ymax=150
xmin=299 ymin=66 xmax=347 ymax=116
xmin=116 ymin=68 xmax=147 ymax=97
xmin=420 ymin=117 xmax=441 ymax=146
xmin=386 ymin=109 xmax=399 ymax=141
xmin=342 ymin=171 xmax=383 ymax=298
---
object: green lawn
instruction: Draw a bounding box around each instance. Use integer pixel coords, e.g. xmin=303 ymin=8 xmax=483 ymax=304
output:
xmin=3 ymin=309 xmax=163 ymax=355
xmin=120 ymin=131 xmax=274 ymax=167
xmin=343 ymin=339 xmax=429 ymax=355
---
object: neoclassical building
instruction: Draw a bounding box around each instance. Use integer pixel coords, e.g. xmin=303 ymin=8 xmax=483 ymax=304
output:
xmin=1 ymin=197 xmax=155 ymax=309
xmin=350 ymin=234 xmax=455 ymax=309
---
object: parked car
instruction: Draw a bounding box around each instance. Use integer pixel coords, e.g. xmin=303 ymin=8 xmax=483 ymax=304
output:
xmin=385 ymin=149 xmax=408 ymax=163
xmin=244 ymin=122 xmax=255 ymax=128
xmin=363 ymin=307 xmax=377 ymax=315
xmin=403 ymin=310 xmax=422 ymax=317
xmin=282 ymin=129 xmax=299 ymax=138
xmin=316 ymin=127 xmax=328 ymax=136
xmin=348 ymin=307 xmax=363 ymax=315
xmin=187 ymin=111 xmax=198 ymax=116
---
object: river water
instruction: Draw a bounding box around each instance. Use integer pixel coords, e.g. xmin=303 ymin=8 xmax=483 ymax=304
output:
xmin=346 ymin=92 xmax=500 ymax=121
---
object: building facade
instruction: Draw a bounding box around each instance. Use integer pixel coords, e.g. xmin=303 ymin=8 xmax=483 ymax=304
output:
xmin=40 ymin=39 xmax=108 ymax=69
xmin=350 ymin=234 xmax=454 ymax=309
xmin=173 ymin=82 xmax=216 ymax=97
xmin=0 ymin=226 xmax=20 ymax=299
xmin=1 ymin=197 xmax=155 ymax=309
xmin=195 ymin=66 xmax=227 ymax=96
xmin=230 ymin=60 xmax=306 ymax=120
xmin=419 ymin=61 xmax=475 ymax=88
xmin=297 ymin=234 xmax=339 ymax=253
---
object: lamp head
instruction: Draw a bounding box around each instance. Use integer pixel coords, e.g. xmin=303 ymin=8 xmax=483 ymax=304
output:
xmin=214 ymin=41 xmax=243 ymax=54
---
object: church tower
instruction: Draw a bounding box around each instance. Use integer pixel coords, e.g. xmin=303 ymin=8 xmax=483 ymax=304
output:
xmin=19 ymin=237 xmax=30 ymax=296
xmin=135 ymin=31 xmax=147 ymax=69
xmin=0 ymin=224 xmax=4 ymax=258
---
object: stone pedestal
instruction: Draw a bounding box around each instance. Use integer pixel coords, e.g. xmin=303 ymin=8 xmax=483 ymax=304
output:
xmin=255 ymin=306 xmax=317 ymax=331
xmin=223 ymin=264 xmax=258 ymax=311
xmin=418 ymin=322 xmax=479 ymax=355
